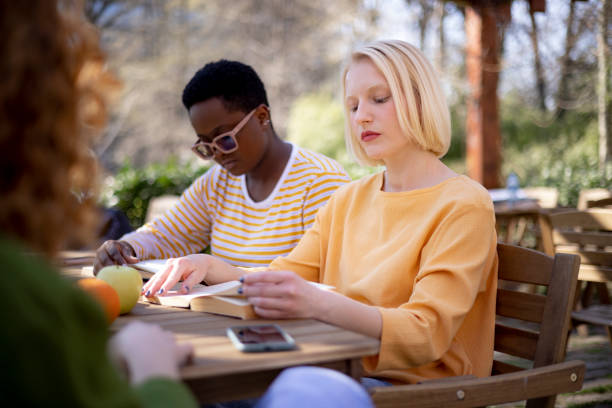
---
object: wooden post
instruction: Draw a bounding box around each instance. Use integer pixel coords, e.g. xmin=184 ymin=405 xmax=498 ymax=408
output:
xmin=465 ymin=5 xmax=509 ymax=188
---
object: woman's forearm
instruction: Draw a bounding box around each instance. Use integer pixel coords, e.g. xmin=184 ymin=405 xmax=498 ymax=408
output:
xmin=315 ymin=290 xmax=382 ymax=339
xmin=203 ymin=256 xmax=245 ymax=284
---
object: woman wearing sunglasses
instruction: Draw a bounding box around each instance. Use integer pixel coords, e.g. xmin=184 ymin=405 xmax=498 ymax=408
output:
xmin=95 ymin=60 xmax=350 ymax=276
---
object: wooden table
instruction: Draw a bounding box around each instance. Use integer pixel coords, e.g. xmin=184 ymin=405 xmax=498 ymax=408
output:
xmin=494 ymin=200 xmax=541 ymax=247
xmin=112 ymin=303 xmax=380 ymax=404
xmin=58 ymin=251 xmax=381 ymax=403
xmin=55 ymin=250 xmax=96 ymax=280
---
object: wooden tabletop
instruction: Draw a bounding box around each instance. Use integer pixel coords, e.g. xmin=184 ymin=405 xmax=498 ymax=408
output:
xmin=55 ymin=250 xmax=96 ymax=280
xmin=58 ymin=253 xmax=381 ymax=403
xmin=113 ymin=302 xmax=380 ymax=403
xmin=494 ymin=199 xmax=540 ymax=216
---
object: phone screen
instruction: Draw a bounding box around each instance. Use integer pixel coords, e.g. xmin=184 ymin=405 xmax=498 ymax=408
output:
xmin=233 ymin=325 xmax=286 ymax=343
xmin=227 ymin=324 xmax=296 ymax=352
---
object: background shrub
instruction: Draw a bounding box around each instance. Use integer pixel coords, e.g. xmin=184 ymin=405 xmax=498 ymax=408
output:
xmin=101 ymin=157 xmax=210 ymax=228
xmin=286 ymin=92 xmax=382 ymax=179
xmin=101 ymin=93 xmax=610 ymax=227
xmin=500 ymin=99 xmax=610 ymax=207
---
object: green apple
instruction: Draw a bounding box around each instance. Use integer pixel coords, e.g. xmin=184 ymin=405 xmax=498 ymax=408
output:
xmin=97 ymin=265 xmax=143 ymax=314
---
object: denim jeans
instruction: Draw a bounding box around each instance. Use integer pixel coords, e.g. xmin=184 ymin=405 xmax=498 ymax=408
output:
xmin=204 ymin=366 xmax=386 ymax=408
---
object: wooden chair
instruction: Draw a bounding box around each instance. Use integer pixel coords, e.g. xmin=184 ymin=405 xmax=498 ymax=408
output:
xmin=145 ymin=194 xmax=181 ymax=224
xmin=577 ymin=188 xmax=612 ymax=210
xmin=494 ymin=205 xmax=541 ymax=248
xmin=586 ymin=196 xmax=612 ymax=209
xmin=539 ymin=209 xmax=612 ymax=345
xmin=522 ymin=187 xmax=559 ymax=209
xmin=494 ymin=187 xmax=557 ymax=249
xmin=370 ymin=243 xmax=584 ymax=408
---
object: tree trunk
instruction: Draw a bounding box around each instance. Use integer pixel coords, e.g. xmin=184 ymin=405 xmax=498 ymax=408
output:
xmin=598 ymin=0 xmax=612 ymax=167
xmin=416 ymin=0 xmax=434 ymax=51
xmin=177 ymin=0 xmax=189 ymax=85
xmin=435 ymin=1 xmax=447 ymax=73
xmin=557 ymin=0 xmax=577 ymax=118
xmin=529 ymin=9 xmax=546 ymax=112
xmin=465 ymin=5 xmax=508 ymax=188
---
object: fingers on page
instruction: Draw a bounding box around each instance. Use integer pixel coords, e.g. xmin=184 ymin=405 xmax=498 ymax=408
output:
xmin=160 ymin=262 xmax=187 ymax=294
xmin=180 ymin=272 xmax=201 ymax=294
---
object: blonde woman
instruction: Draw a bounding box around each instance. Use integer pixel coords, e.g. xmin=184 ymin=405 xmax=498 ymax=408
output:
xmin=146 ymin=40 xmax=498 ymax=385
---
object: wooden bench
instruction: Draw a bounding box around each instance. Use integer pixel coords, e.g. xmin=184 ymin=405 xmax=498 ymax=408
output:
xmin=370 ymin=243 xmax=584 ymax=408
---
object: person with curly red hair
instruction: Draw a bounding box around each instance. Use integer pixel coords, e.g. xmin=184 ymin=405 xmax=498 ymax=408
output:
xmin=0 ymin=1 xmax=196 ymax=406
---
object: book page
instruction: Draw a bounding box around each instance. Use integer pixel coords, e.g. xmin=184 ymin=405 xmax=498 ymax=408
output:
xmin=160 ymin=280 xmax=242 ymax=299
xmin=143 ymin=279 xmax=334 ymax=312
xmin=134 ymin=260 xmax=334 ymax=290
xmin=132 ymin=259 xmax=168 ymax=274
xmin=142 ymin=281 xmax=242 ymax=307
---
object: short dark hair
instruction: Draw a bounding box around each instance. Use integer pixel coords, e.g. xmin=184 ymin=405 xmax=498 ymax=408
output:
xmin=182 ymin=59 xmax=269 ymax=113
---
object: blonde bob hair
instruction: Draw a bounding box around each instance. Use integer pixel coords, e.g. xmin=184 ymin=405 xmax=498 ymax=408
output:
xmin=341 ymin=39 xmax=451 ymax=167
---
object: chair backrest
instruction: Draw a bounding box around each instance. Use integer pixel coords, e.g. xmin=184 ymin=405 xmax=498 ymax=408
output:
xmin=369 ymin=244 xmax=582 ymax=408
xmin=539 ymin=209 xmax=612 ymax=283
xmin=587 ymin=196 xmax=612 ymax=209
xmin=494 ymin=244 xmax=580 ymax=375
xmin=522 ymin=187 xmax=559 ymax=208
xmin=145 ymin=195 xmax=181 ymax=224
xmin=577 ymin=188 xmax=612 ymax=210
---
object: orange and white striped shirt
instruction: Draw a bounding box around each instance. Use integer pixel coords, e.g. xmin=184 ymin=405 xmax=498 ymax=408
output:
xmin=121 ymin=144 xmax=350 ymax=267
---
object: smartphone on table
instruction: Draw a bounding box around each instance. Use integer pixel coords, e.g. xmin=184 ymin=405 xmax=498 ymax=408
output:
xmin=226 ymin=324 xmax=297 ymax=352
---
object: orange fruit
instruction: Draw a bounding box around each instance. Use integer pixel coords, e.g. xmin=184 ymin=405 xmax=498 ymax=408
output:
xmin=77 ymin=277 xmax=121 ymax=324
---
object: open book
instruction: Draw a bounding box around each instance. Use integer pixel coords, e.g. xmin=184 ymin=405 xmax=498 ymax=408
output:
xmin=128 ymin=259 xmax=253 ymax=319
xmin=143 ymin=279 xmax=334 ymax=320
xmin=142 ymin=280 xmax=257 ymax=319
xmin=86 ymin=259 xmax=332 ymax=319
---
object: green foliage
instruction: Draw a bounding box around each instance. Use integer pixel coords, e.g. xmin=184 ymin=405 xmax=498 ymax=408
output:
xmin=102 ymin=94 xmax=610 ymax=228
xmin=287 ymin=92 xmax=347 ymax=161
xmin=574 ymin=384 xmax=612 ymax=395
xmin=500 ymin=98 xmax=611 ymax=207
xmin=101 ymin=157 xmax=210 ymax=228
xmin=446 ymin=102 xmax=467 ymax=161
xmin=286 ymin=92 xmax=381 ymax=180
xmin=286 ymin=91 xmax=468 ymax=177
xmin=566 ymin=400 xmax=612 ymax=408
xmin=441 ymin=102 xmax=468 ymax=174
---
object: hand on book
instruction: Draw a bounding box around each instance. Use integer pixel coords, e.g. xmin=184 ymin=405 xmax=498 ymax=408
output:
xmin=241 ymin=270 xmax=326 ymax=320
xmin=142 ymin=254 xmax=211 ymax=297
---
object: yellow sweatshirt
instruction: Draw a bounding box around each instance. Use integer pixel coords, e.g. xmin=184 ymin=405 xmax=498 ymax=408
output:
xmin=269 ymin=172 xmax=498 ymax=384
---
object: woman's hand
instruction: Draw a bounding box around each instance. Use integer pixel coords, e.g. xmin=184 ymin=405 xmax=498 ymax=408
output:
xmin=94 ymin=240 xmax=138 ymax=275
xmin=142 ymin=254 xmax=212 ymax=296
xmin=109 ymin=321 xmax=193 ymax=385
xmin=241 ymin=270 xmax=324 ymax=319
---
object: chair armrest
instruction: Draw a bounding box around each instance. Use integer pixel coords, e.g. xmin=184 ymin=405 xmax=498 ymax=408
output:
xmin=416 ymin=375 xmax=477 ymax=385
xmin=370 ymin=360 xmax=585 ymax=408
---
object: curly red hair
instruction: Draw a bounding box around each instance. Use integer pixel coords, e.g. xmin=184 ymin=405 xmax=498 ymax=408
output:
xmin=0 ymin=0 xmax=118 ymax=256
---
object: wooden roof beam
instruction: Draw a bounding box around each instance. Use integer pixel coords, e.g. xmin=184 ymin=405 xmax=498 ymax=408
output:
xmin=529 ymin=0 xmax=546 ymax=13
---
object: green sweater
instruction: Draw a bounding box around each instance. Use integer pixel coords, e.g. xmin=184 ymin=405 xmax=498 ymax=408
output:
xmin=0 ymin=237 xmax=197 ymax=407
